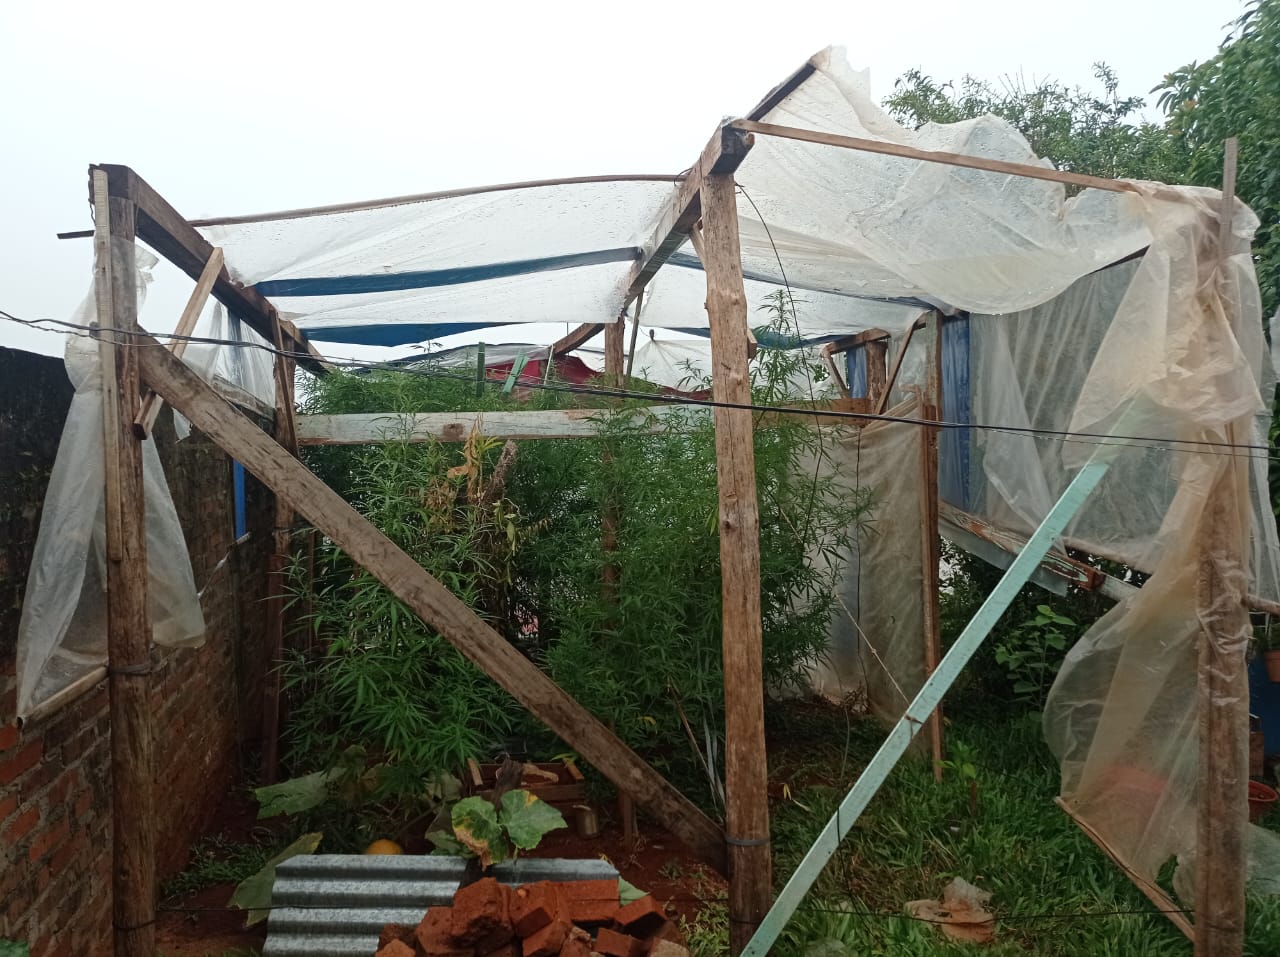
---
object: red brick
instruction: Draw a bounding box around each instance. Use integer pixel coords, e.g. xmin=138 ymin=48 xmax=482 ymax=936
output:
xmin=4 ymin=805 xmax=39 ymax=844
xmin=559 ymin=925 xmax=594 ymax=957
xmin=28 ymin=816 xmax=70 ymax=863
xmin=595 ymin=927 xmax=643 ymax=957
xmin=416 ymin=906 xmax=470 ymax=957
xmin=375 ymin=941 xmax=416 ymax=957
xmin=482 ymin=943 xmax=521 ymax=957
xmin=522 ymin=919 xmax=570 ymax=957
xmin=0 ymin=792 xmax=18 ymax=822
xmin=560 ymin=878 xmax=620 ymax=925
xmin=0 ymin=739 xmax=42 ymax=785
xmin=511 ymin=881 xmax=567 ymax=937
xmin=0 ymin=724 xmax=19 ymax=751
xmin=614 ymin=895 xmax=667 ymax=937
xmin=378 ymin=923 xmax=415 ymax=949
xmin=451 ymin=876 xmax=511 ymax=944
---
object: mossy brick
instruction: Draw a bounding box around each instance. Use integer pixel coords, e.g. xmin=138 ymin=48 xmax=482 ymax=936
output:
xmin=646 ymin=940 xmax=689 ymax=957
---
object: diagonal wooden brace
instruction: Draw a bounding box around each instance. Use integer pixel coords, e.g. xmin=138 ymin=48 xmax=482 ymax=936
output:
xmin=134 ymin=332 xmax=727 ymax=872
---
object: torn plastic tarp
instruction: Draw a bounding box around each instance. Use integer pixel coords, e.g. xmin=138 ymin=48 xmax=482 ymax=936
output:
xmin=16 ymin=253 xmax=205 ymax=718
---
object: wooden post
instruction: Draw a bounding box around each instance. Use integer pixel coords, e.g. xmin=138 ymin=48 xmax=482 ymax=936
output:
xmin=919 ymin=315 xmax=944 ymax=781
xmin=864 ymin=340 xmax=888 ymax=408
xmin=701 ymin=173 xmax=771 ymax=955
xmin=1194 ymin=136 xmax=1248 ymax=957
xmin=93 ymin=170 xmax=156 ymax=957
xmin=625 ymin=292 xmax=644 ymax=381
xmin=601 ymin=315 xmax=636 ymax=842
xmin=260 ymin=315 xmax=300 ymax=785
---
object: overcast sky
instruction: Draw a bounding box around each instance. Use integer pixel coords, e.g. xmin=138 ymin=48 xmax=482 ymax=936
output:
xmin=0 ymin=0 xmax=1247 ymax=359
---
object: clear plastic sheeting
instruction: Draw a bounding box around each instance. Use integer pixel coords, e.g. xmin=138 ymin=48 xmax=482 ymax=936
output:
xmin=803 ymin=401 xmax=925 ymax=723
xmin=16 ymin=261 xmax=206 ymax=719
xmin=198 ymin=180 xmax=680 ymax=342
xmin=735 ymin=48 xmax=1151 ymax=315
xmin=1044 ymin=187 xmax=1280 ymax=904
xmin=176 ymin=303 xmax=278 ymax=438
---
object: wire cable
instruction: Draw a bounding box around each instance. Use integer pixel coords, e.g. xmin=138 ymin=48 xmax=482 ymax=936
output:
xmin=4 ymin=308 xmax=1279 ymax=465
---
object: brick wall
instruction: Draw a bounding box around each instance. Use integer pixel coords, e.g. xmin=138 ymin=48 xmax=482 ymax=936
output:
xmin=0 ymin=346 xmax=274 ymax=955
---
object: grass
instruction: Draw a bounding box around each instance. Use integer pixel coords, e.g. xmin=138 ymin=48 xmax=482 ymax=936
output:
xmin=724 ymin=702 xmax=1280 ymax=957
xmin=160 ymin=836 xmax=278 ymax=902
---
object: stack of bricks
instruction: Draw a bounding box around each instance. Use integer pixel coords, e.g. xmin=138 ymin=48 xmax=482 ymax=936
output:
xmin=374 ymin=877 xmax=690 ymax=957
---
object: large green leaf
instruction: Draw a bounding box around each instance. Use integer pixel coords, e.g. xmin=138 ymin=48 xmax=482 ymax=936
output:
xmin=452 ymin=797 xmax=510 ymax=867
xmin=0 ymin=942 xmax=30 ymax=957
xmin=253 ymin=771 xmax=332 ymax=819
xmin=426 ymin=829 xmax=467 ymax=856
xmin=618 ymin=877 xmax=647 ymax=905
xmin=498 ymin=789 xmax=566 ymax=850
xmin=228 ymin=832 xmax=323 ymax=927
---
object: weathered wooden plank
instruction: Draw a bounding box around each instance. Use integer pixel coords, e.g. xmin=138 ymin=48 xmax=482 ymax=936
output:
xmin=260 ymin=315 xmax=301 ymax=785
xmin=133 ymin=247 xmax=224 ymax=438
xmin=733 ymin=119 xmax=1151 ymax=195
xmin=96 ymin=172 xmax=156 ymax=957
xmin=625 ymin=124 xmax=754 ymax=305
xmin=918 ymin=315 xmax=943 ymax=780
xmin=134 ymin=333 xmax=727 ymax=872
xmin=295 ymin=406 xmax=688 ymax=445
xmin=864 ymin=339 xmax=888 ymax=408
xmin=702 ymin=173 xmax=771 ymax=955
xmin=1195 ymin=137 xmax=1247 ymax=957
xmin=91 ymin=165 xmax=326 ymax=373
xmin=1056 ymin=798 xmax=1193 ymax=940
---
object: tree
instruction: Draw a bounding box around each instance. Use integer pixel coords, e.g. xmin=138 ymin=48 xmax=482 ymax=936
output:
xmin=1156 ymin=0 xmax=1280 ymax=317
xmin=884 ymin=65 xmax=1187 ymax=184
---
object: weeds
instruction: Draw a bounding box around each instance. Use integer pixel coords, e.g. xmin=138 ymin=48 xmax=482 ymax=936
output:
xmin=160 ymin=836 xmax=278 ymax=901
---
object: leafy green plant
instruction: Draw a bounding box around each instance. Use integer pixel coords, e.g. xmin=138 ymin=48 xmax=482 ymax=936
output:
xmin=427 ymin=789 xmax=566 ymax=867
xmin=228 ymin=832 xmax=323 ymax=927
xmin=994 ymin=604 xmax=1077 ymax=709
xmin=940 ymin=739 xmax=981 ymax=818
xmin=0 ymin=941 xmax=29 ymax=957
xmin=511 ymin=294 xmax=872 ymax=805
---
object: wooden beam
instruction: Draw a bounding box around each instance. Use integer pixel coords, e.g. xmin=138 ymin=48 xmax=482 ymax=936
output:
xmin=821 ymin=328 xmax=892 ymax=355
xmin=133 ymin=247 xmax=224 ymax=438
xmin=625 ymin=291 xmax=644 ymax=381
xmin=550 ymin=322 xmax=606 ymax=357
xmin=733 ymin=120 xmax=1154 ymax=196
xmin=702 ymin=173 xmax=771 ymax=954
xmin=625 ymin=124 xmax=754 ymax=306
xmin=90 ymin=165 xmax=326 ymax=374
xmin=94 ymin=171 xmax=156 ymax=957
xmin=864 ymin=339 xmax=888 ymax=407
xmin=295 ymin=406 xmax=689 ymax=445
xmin=260 ymin=314 xmax=301 ymax=785
xmin=133 ymin=332 xmax=727 ymax=872
xmin=1056 ymin=798 xmax=1193 ymax=940
xmin=604 ymin=317 xmax=625 ymax=388
xmin=918 ymin=316 xmax=944 ymax=781
xmin=875 ymin=322 xmax=919 ymax=416
xmin=1194 ymin=136 xmax=1247 ymax=957
xmin=743 ymin=57 xmax=818 ymax=121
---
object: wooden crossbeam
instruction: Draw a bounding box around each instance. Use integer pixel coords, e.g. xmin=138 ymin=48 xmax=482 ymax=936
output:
xmin=90 ymin=165 xmax=327 ymax=374
xmin=134 ymin=332 xmax=727 ymax=872
xmin=733 ymin=120 xmax=1149 ymax=195
xmin=551 ymin=124 xmax=755 ymax=359
xmin=133 ymin=247 xmax=224 ymax=438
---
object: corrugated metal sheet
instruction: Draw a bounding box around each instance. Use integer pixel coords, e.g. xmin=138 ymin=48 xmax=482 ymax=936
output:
xmin=262 ymin=855 xmax=619 ymax=957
